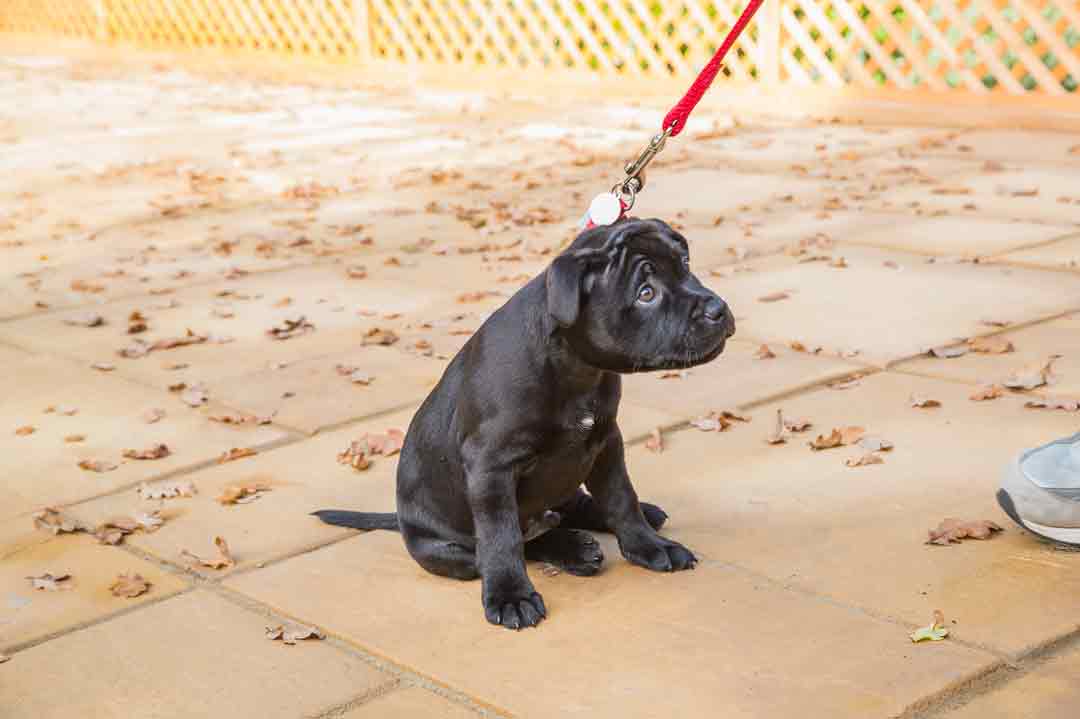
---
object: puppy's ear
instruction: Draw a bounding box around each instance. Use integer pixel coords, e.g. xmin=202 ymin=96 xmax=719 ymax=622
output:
xmin=546 ymin=251 xmax=590 ymax=327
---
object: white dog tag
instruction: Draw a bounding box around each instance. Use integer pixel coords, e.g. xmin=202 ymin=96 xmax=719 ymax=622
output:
xmin=581 ymin=192 xmax=623 ymax=229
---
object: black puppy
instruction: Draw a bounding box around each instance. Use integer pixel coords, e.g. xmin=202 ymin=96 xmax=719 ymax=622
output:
xmin=316 ymin=218 xmax=734 ymax=629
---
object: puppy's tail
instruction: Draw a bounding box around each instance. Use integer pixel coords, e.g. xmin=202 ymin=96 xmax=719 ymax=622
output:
xmin=312 ymin=510 xmax=399 ymax=531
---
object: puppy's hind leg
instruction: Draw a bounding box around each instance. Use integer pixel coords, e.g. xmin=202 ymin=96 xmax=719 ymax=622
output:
xmin=556 ymin=489 xmax=668 ymax=533
xmin=525 ymin=528 xmax=604 ymax=576
xmin=403 ymin=532 xmax=479 ymax=581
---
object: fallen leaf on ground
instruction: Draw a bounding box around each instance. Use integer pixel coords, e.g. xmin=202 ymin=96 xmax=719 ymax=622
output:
xmin=927 ymin=518 xmax=1004 ymax=545
xmin=858 ymin=435 xmax=893 ymax=452
xmin=346 ymin=265 xmax=367 ymax=279
xmin=109 ymin=573 xmax=150 ymax=598
xmin=909 ymin=394 xmax=941 ymax=408
xmin=179 ymin=385 xmax=209 ymax=407
xmin=809 ymin=426 xmax=865 ymax=450
xmin=658 ymin=370 xmax=689 ymax=380
xmin=968 ymin=336 xmax=1014 ymax=354
xmin=758 ymin=291 xmax=790 ymax=303
xmin=829 ymin=377 xmax=862 ymax=390
xmin=265 ymin=624 xmax=324 ymax=645
xmin=15 ymin=425 xmax=34 ymax=436
xmin=970 ymin=384 xmax=1005 ymax=401
xmin=754 ymin=344 xmax=776 ymax=360
xmin=785 ymin=417 xmax=812 ymax=432
xmin=645 ymin=428 xmax=664 ymax=453
xmin=63 ymin=312 xmax=104 ymax=327
xmin=134 ymin=510 xmax=164 ymax=531
xmin=267 ymin=316 xmax=314 ymax=340
xmin=766 ymin=409 xmax=786 ymax=444
xmin=218 ymin=482 xmax=272 ymax=505
xmin=910 ymin=610 xmax=949 ymax=643
xmin=1025 ymin=397 xmax=1079 ymax=411
xmin=91 ymin=362 xmax=115 ymax=372
xmin=337 ymin=441 xmax=371 ymax=471
xmin=361 ymin=327 xmax=399 ymax=346
xmin=27 ymin=572 xmax=72 ymax=591
xmin=122 ymin=443 xmax=170 ymax=460
xmin=78 ymin=459 xmax=118 ymax=473
xmin=138 ymin=479 xmax=196 ymax=500
xmin=94 ymin=517 xmax=139 ymax=545
xmin=32 ymin=507 xmax=80 ymax=535
xmin=363 ymin=429 xmax=405 ymax=456
xmin=218 ymin=447 xmax=257 ymax=463
xmin=0 ymin=654 xmax=8 ymax=663
xmin=1003 ymin=358 xmax=1057 ymax=391
xmin=845 ymin=453 xmax=884 ymax=467
xmin=181 ymin=536 xmax=235 ymax=569
xmin=142 ymin=408 xmax=166 ymax=424
xmin=930 ymin=345 xmax=968 ymax=359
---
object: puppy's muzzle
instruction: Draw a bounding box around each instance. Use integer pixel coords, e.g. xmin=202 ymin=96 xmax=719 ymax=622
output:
xmin=698 ymin=295 xmax=736 ymax=339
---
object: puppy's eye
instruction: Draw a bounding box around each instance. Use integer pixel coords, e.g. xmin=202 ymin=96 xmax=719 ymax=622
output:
xmin=637 ymin=285 xmax=656 ymax=304
xmin=642 ymin=262 xmax=655 ymax=275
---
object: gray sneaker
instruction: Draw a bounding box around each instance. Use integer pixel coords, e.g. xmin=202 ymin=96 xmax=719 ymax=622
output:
xmin=997 ymin=431 xmax=1080 ymax=547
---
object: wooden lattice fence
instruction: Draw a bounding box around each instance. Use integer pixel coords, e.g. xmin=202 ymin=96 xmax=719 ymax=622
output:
xmin=2 ymin=1 xmax=1078 ymax=99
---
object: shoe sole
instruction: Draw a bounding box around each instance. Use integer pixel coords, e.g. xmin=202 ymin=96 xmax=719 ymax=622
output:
xmin=997 ymin=489 xmax=1080 ymax=548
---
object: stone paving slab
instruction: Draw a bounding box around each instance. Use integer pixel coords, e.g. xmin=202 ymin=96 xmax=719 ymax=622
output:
xmin=894 ymin=312 xmax=1079 ymax=399
xmin=0 ymin=524 xmax=188 ymax=651
xmin=703 ymin=245 xmax=1080 ymax=365
xmin=0 ymin=590 xmax=395 ymax=719
xmin=833 ymin=214 xmax=1075 ymax=258
xmin=66 ymin=409 xmax=411 ymax=578
xmin=343 ymin=686 xmax=483 ymax=718
xmin=943 ymin=641 xmax=1080 ymax=719
xmin=1 ymin=353 xmax=287 ymax=520
xmin=226 ymin=531 xmax=997 ymax=719
xmin=919 ymin=130 xmax=1080 ymax=167
xmin=624 ymin=372 xmax=1080 ymax=657
xmin=998 ymin=234 xmax=1080 ymax=272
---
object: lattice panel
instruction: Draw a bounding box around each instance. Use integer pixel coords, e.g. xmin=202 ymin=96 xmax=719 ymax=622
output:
xmin=0 ymin=0 xmax=101 ymax=38
xmin=779 ymin=1 xmax=1080 ymax=93
xmin=1 ymin=0 xmax=1077 ymax=96
xmin=368 ymin=0 xmax=763 ymax=78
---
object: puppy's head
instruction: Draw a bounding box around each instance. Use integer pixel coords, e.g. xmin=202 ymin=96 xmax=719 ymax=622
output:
xmin=545 ymin=218 xmax=735 ymax=373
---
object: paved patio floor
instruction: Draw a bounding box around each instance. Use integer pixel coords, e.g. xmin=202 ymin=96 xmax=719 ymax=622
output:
xmin=2 ymin=49 xmax=1079 ymax=718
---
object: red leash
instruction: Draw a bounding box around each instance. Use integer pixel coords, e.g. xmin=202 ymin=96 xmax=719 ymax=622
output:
xmin=583 ymin=0 xmax=766 ymax=228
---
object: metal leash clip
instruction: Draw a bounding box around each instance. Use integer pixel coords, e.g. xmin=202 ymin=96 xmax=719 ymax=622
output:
xmin=612 ymin=125 xmax=672 ymax=211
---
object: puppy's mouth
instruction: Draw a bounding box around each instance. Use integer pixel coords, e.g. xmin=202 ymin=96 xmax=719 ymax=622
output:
xmin=644 ymin=336 xmax=729 ymax=372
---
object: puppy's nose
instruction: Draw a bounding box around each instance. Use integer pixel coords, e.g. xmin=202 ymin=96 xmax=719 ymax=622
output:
xmin=703 ymin=296 xmax=728 ymax=323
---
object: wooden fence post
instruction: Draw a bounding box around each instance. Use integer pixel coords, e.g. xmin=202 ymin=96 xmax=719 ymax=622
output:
xmin=759 ymin=0 xmax=780 ymax=86
xmin=354 ymin=0 xmax=372 ymax=62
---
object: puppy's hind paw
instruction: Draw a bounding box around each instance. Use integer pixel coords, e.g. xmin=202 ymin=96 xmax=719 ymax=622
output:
xmin=525 ymin=528 xmax=604 ymax=577
xmin=483 ymin=591 xmax=547 ymax=630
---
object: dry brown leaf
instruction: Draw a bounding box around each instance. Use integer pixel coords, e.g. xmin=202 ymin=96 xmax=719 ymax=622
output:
xmin=179 ymin=385 xmax=209 ymax=407
xmin=138 ymin=479 xmax=196 ymax=500
xmin=845 ymin=453 xmax=884 ymax=467
xmin=78 ymin=459 xmax=118 ymax=473
xmin=122 ymin=443 xmax=170 ymax=460
xmin=26 ymin=572 xmax=72 ymax=591
xmin=265 ymin=624 xmax=324 ymax=645
xmin=457 ymin=290 xmax=499 ymax=303
xmin=1003 ymin=358 xmax=1057 ymax=391
xmin=363 ymin=429 xmax=405 ymax=456
xmin=909 ymin=394 xmax=942 ymax=408
xmin=810 ymin=426 xmax=865 ymax=451
xmin=645 ymin=428 xmax=664 ymax=453
xmin=15 ymin=425 xmax=34 ymax=436
xmin=927 ymin=518 xmax=1004 ymax=546
xmin=109 ymin=573 xmax=150 ymax=598
xmin=94 ymin=517 xmax=139 ymax=545
xmin=32 ymin=507 xmax=80 ymax=535
xmin=142 ymin=408 xmax=166 ymax=424
xmin=337 ymin=441 xmax=371 ymax=471
xmin=930 ymin=344 xmax=968 ymax=359
xmin=829 ymin=377 xmax=862 ymax=390
xmin=785 ymin=417 xmax=812 ymax=432
xmin=361 ymin=327 xmax=399 ymax=346
xmin=829 ymin=256 xmax=848 ymax=268
xmin=217 ymin=482 xmax=272 ymax=505
xmin=968 ymin=336 xmax=1014 ymax=355
xmin=1025 ymin=397 xmax=1079 ymax=411
xmin=766 ymin=409 xmax=786 ymax=445
xmin=181 ymin=536 xmax=235 ymax=569
xmin=691 ymin=412 xmax=733 ymax=432
xmin=857 ymin=435 xmax=893 ymax=452
xmin=970 ymin=384 xmax=1005 ymax=401
xmin=134 ymin=510 xmax=164 ymax=531
xmin=758 ymin=291 xmax=790 ymax=303
xmin=754 ymin=344 xmax=776 ymax=360
xmin=218 ymin=447 xmax=257 ymax=464
xmin=91 ymin=362 xmax=116 ymax=372
xmin=63 ymin=312 xmax=104 ymax=327
xmin=267 ymin=316 xmax=314 ymax=340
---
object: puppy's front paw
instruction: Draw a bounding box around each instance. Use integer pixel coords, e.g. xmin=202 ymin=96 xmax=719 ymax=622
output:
xmin=620 ymin=534 xmax=697 ymax=572
xmin=483 ymin=588 xmax=547 ymax=630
